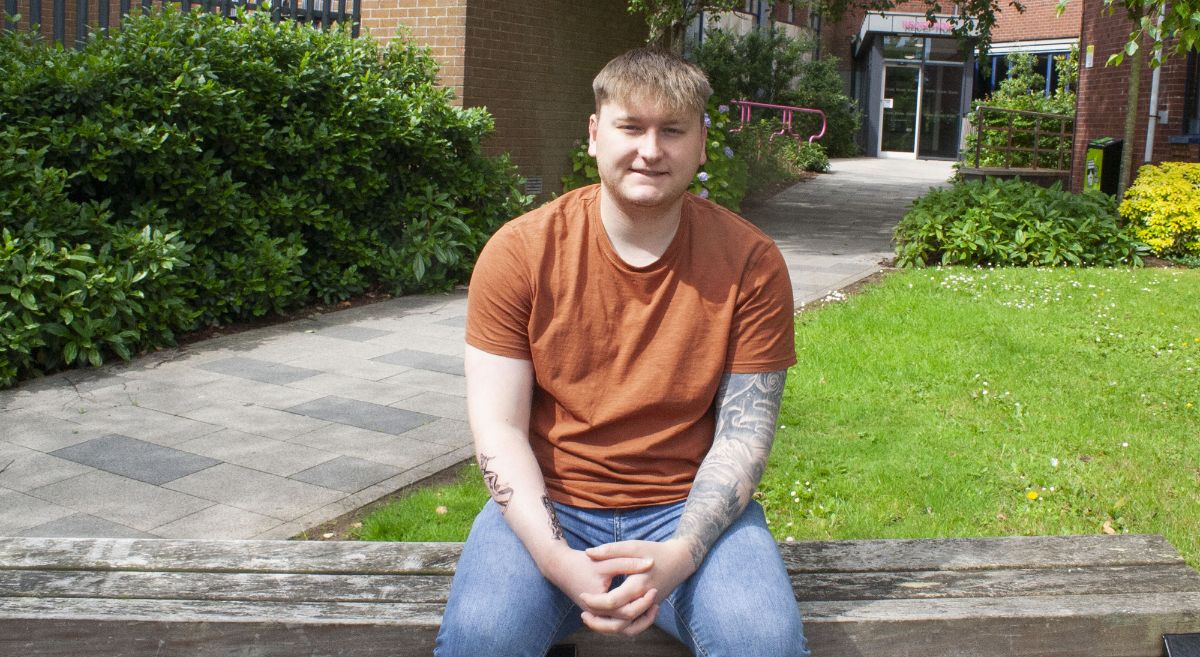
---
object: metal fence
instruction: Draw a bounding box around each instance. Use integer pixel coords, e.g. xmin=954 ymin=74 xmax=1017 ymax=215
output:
xmin=3 ymin=0 xmax=360 ymax=48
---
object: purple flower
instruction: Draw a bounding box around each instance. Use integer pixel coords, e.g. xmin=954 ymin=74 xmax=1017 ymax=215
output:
xmin=718 ymin=104 xmax=730 ymax=114
xmin=704 ymin=113 xmax=712 ymax=128
xmin=697 ymin=171 xmax=710 ymax=182
xmin=724 ymin=146 xmax=735 ymax=159
xmin=699 ymin=188 xmax=710 ymax=199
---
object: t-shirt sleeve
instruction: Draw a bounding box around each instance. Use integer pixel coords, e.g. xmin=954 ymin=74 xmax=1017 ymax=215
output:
xmin=725 ymin=242 xmax=797 ymax=372
xmin=465 ymin=224 xmax=534 ymax=360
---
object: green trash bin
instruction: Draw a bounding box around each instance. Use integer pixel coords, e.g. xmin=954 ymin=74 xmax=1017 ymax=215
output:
xmin=1084 ymin=137 xmax=1122 ymax=195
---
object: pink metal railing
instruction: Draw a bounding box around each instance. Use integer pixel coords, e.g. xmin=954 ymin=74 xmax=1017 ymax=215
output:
xmin=728 ymin=100 xmax=827 ymax=143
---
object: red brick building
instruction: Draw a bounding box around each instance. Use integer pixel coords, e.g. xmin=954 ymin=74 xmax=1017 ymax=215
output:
xmin=358 ymin=1 xmax=647 ymax=199
xmin=1069 ymin=0 xmax=1200 ymax=191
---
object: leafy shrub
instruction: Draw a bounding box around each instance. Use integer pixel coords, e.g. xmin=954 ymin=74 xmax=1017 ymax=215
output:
xmin=1119 ymin=162 xmax=1200 ymax=257
xmin=784 ymin=140 xmax=830 ymax=173
xmin=692 ymin=28 xmax=860 ymax=157
xmin=963 ymin=51 xmax=1076 ymax=169
xmin=894 ymin=178 xmax=1146 ymax=268
xmin=0 ymin=10 xmax=528 ymax=386
xmin=727 ymin=120 xmax=824 ymax=197
xmin=561 ymin=100 xmax=748 ymax=211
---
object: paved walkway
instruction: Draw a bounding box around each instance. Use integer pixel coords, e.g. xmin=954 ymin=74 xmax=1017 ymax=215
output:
xmin=0 ymin=158 xmax=952 ymax=541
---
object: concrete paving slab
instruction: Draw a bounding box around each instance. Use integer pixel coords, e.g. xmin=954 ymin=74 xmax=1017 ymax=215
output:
xmin=69 ymin=405 xmax=222 ymax=447
xmin=1 ymin=410 xmax=92 ymax=452
xmin=151 ymin=504 xmax=283 ymax=539
xmin=390 ymin=391 xmax=468 ymax=422
xmin=183 ymin=403 xmax=331 ymax=440
xmin=0 ymin=488 xmax=77 ymax=534
xmin=197 ymin=357 xmax=323 ymax=386
xmin=17 ymin=513 xmax=156 ymax=538
xmin=286 ymin=396 xmax=436 ymax=436
xmin=312 ymin=325 xmax=394 ymax=343
xmin=287 ymin=373 xmax=425 ymax=406
xmin=371 ymin=349 xmax=465 ymax=376
xmin=290 ymin=456 xmax=401 ymax=493
xmin=175 ymin=429 xmax=338 ymax=477
xmin=382 ymin=369 xmax=467 ymax=397
xmin=279 ymin=352 xmax=413 ymax=382
xmin=287 ymin=424 xmax=455 ymax=469
xmin=394 ymin=417 xmax=473 ymax=448
xmin=363 ymin=331 xmax=466 ymax=357
xmin=51 ymin=434 xmax=221 ymax=485
xmin=0 ymin=443 xmax=96 ymax=492
xmin=181 ymin=377 xmax=327 ymax=412
xmin=29 ymin=470 xmax=213 ymax=532
xmin=164 ymin=464 xmax=344 ymax=521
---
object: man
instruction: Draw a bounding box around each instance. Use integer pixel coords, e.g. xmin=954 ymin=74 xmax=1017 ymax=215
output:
xmin=435 ymin=48 xmax=809 ymax=657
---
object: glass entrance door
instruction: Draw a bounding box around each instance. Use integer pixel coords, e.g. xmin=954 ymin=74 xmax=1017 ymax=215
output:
xmin=918 ymin=64 xmax=963 ymax=159
xmin=880 ymin=65 xmax=920 ymax=155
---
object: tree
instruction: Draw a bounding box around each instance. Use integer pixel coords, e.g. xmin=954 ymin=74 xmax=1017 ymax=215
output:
xmin=626 ymin=0 xmax=744 ymax=52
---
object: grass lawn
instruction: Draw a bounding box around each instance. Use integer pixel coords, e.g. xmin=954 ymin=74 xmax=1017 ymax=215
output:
xmin=356 ymin=266 xmax=1200 ymax=567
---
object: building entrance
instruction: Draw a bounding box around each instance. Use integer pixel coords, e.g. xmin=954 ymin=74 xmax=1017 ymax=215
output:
xmin=875 ymin=34 xmax=967 ymax=159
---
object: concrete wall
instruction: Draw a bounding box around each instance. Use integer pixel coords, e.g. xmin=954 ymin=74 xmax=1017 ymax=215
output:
xmin=1070 ymin=0 xmax=1199 ymax=191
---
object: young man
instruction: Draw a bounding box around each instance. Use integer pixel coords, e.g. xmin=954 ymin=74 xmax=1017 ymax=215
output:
xmin=435 ymin=48 xmax=809 ymax=657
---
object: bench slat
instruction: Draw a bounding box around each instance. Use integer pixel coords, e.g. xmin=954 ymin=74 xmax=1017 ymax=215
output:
xmin=6 ymin=563 xmax=1199 ymax=604
xmin=0 ymin=534 xmax=1181 ymax=574
xmin=3 ymin=593 xmax=1200 ymax=657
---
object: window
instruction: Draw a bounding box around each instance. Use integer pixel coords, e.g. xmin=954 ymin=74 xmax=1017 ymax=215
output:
xmin=882 ymin=35 xmax=924 ymax=60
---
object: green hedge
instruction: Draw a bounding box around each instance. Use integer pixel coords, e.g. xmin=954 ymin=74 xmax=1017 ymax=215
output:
xmin=0 ymin=10 xmax=529 ymax=387
xmin=894 ymin=178 xmax=1146 ymax=268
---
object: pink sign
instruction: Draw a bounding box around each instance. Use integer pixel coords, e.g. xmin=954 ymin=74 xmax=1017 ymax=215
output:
xmin=901 ymin=19 xmax=953 ymax=33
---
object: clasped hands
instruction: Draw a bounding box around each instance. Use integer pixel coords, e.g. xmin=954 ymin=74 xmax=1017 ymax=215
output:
xmin=544 ymin=538 xmax=696 ymax=636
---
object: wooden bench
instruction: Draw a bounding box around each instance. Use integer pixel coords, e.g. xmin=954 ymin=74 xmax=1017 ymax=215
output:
xmin=2 ymin=534 xmax=1199 ymax=656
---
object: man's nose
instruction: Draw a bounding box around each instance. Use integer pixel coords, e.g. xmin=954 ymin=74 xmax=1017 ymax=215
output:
xmin=638 ymin=131 xmax=663 ymax=161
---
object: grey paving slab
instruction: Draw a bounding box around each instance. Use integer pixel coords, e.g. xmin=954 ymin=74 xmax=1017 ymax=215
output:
xmin=280 ymin=353 xmax=413 ymax=382
xmin=17 ymin=513 xmax=156 ymax=538
xmin=164 ymin=464 xmax=344 ymax=521
xmin=176 ymin=429 xmax=337 ymax=477
xmin=290 ymin=456 xmax=401 ymax=493
xmin=151 ymin=504 xmax=283 ymax=539
xmin=197 ymin=357 xmax=322 ymax=385
xmin=382 ymin=369 xmax=467 ymax=397
xmin=181 ymin=377 xmax=326 ymax=412
xmin=287 ymin=424 xmax=455 ymax=469
xmin=286 ymin=396 xmax=436 ymax=436
xmin=390 ymin=391 xmax=467 ymax=422
xmin=68 ymin=404 xmax=222 ymax=447
xmin=287 ymin=373 xmax=424 ymax=406
xmin=0 ymin=443 xmax=95 ymax=492
xmin=362 ymin=331 xmax=466 ymax=356
xmin=1 ymin=410 xmax=92 ymax=451
xmin=395 ymin=417 xmax=473 ymax=448
xmin=51 ymin=434 xmax=220 ymax=485
xmin=0 ymin=488 xmax=77 ymax=533
xmin=246 ymin=333 xmax=395 ymax=362
xmin=313 ymin=325 xmax=394 ymax=343
xmin=435 ymin=316 xmax=467 ymax=328
xmin=30 ymin=470 xmax=214 ymax=532
xmin=372 ymin=349 xmax=465 ymax=376
xmin=183 ymin=404 xmax=331 ymax=440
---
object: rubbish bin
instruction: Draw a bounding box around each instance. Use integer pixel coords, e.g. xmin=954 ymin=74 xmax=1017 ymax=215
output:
xmin=1084 ymin=137 xmax=1122 ymax=195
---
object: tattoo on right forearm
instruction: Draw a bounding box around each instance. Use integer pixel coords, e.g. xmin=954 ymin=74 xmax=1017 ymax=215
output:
xmin=542 ymin=495 xmax=564 ymax=541
xmin=478 ymin=454 xmax=513 ymax=513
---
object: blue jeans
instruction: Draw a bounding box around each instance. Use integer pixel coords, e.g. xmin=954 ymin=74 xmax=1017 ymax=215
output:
xmin=434 ymin=499 xmax=810 ymax=657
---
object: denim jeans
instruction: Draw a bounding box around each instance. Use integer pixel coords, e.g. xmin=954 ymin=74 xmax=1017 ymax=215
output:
xmin=434 ymin=499 xmax=810 ymax=657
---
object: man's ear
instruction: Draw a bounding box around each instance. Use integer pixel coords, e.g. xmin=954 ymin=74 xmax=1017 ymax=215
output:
xmin=700 ymin=125 xmax=708 ymax=166
xmin=587 ymin=114 xmax=599 ymax=157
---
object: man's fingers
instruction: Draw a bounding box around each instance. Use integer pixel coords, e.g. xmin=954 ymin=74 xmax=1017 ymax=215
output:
xmin=579 ymin=576 xmax=651 ymax=612
xmin=580 ymin=610 xmax=630 ymax=635
xmin=586 ymin=541 xmax=647 ymax=561
xmin=591 ymin=556 xmax=653 ymax=577
xmin=621 ymin=603 xmax=659 ymax=636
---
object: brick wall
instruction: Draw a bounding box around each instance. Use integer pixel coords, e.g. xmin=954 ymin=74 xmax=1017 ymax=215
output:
xmin=991 ymin=0 xmax=1080 ymax=43
xmin=1071 ymin=0 xmax=1200 ymax=191
xmin=460 ymin=0 xmax=646 ymax=199
xmin=359 ymin=0 xmax=469 ymax=99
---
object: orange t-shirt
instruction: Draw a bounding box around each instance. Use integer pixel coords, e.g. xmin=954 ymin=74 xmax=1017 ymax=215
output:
xmin=466 ymin=185 xmax=796 ymax=508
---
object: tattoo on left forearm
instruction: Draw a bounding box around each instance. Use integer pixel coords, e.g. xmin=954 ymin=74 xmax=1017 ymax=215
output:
xmin=478 ymin=454 xmax=514 ymax=513
xmin=542 ymin=495 xmax=564 ymax=541
xmin=675 ymin=370 xmax=786 ymax=568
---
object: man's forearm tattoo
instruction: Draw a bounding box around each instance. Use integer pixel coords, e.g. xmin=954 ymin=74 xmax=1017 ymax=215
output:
xmin=478 ymin=454 xmax=513 ymax=513
xmin=675 ymin=370 xmax=786 ymax=568
xmin=542 ymin=495 xmax=564 ymax=541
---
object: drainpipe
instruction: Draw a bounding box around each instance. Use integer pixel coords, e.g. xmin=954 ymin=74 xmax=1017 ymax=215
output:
xmin=1144 ymin=5 xmax=1166 ymax=163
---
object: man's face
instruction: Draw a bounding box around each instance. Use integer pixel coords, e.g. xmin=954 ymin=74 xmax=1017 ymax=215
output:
xmin=588 ymin=98 xmax=707 ymax=211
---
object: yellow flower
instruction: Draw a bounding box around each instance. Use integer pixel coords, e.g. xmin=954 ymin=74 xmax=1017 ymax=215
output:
xmin=1026 ymin=490 xmax=1039 ymax=501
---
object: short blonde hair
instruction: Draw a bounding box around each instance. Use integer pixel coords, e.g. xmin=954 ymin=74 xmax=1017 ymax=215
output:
xmin=592 ymin=48 xmax=712 ymax=119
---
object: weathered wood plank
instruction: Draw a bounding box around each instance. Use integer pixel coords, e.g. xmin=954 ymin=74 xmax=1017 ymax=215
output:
xmin=0 ymin=535 xmax=1181 ymax=575
xmin=5 ymin=563 xmax=1199 ymax=604
xmin=778 ymin=534 xmax=1185 ymax=573
xmin=3 ymin=593 xmax=1199 ymax=657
